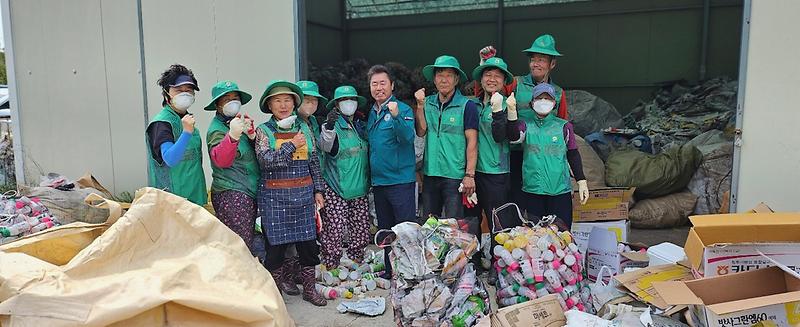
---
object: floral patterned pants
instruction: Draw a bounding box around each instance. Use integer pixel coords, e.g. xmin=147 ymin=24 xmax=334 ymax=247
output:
xmin=320 ymin=185 xmax=371 ymax=268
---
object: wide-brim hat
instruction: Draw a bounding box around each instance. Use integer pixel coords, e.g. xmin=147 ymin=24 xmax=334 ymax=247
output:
xmin=204 ymin=80 xmax=252 ymax=111
xmin=326 ymin=85 xmax=367 ymax=110
xmin=297 ymin=80 xmax=329 ymax=103
xmin=471 ymin=57 xmax=513 ymax=84
xmin=522 ymin=34 xmax=563 ymax=57
xmin=259 ymin=80 xmax=303 ymax=113
xmin=422 ymin=55 xmax=468 ymax=82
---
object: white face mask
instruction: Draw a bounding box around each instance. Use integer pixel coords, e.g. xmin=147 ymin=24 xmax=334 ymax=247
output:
xmin=222 ymin=100 xmax=241 ymax=117
xmin=276 ymin=115 xmax=297 ymax=129
xmin=533 ymin=99 xmax=555 ymax=116
xmin=338 ymin=100 xmax=358 ymax=116
xmin=298 ymin=102 xmax=317 ymax=118
xmin=171 ymin=92 xmax=195 ymax=113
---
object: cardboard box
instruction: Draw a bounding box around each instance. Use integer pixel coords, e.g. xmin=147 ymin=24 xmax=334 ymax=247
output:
xmin=748 ymin=202 xmax=775 ymax=213
xmin=684 ymin=213 xmax=800 ymax=277
xmin=481 ymin=294 xmax=566 ymax=327
xmin=614 ymin=264 xmax=693 ymax=310
xmin=572 ymin=187 xmax=635 ymax=222
xmin=655 ymin=266 xmax=800 ymax=327
xmin=571 ymin=220 xmax=630 ymax=254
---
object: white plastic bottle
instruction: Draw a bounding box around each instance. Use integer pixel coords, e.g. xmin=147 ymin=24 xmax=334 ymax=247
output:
xmin=494 ymin=245 xmax=520 ymax=271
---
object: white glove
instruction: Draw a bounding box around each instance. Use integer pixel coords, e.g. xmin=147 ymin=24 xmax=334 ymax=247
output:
xmin=506 ymin=92 xmax=518 ymax=121
xmin=577 ymin=180 xmax=589 ymax=205
xmin=229 ymin=116 xmax=245 ymax=140
xmin=490 ymin=92 xmax=504 ymax=113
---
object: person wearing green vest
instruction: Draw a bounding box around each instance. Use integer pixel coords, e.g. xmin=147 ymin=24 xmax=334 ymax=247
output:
xmin=253 ymin=80 xmax=327 ymax=306
xmin=296 ymin=80 xmax=328 ymax=152
xmin=204 ymin=80 xmax=259 ymax=254
xmin=504 ymin=83 xmax=589 ymax=229
xmin=317 ymin=85 xmax=371 ymax=269
xmin=468 ymin=57 xmax=522 ymax=280
xmin=145 ymin=64 xmax=207 ymax=205
xmin=414 ymin=55 xmax=479 ymax=219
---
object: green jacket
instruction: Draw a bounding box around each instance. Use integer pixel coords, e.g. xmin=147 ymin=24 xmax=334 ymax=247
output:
xmin=206 ymin=115 xmax=260 ymax=198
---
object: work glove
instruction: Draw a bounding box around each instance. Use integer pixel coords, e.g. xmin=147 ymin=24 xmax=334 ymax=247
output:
xmin=243 ymin=114 xmax=256 ymax=140
xmin=228 ymin=116 xmax=245 ymax=141
xmin=325 ymin=110 xmax=339 ymax=130
xmin=490 ymin=92 xmax=504 ymax=113
xmin=479 ymin=45 xmax=497 ymax=65
xmin=506 ymin=92 xmax=518 ymax=121
xmin=458 ymin=183 xmax=478 ymax=208
xmin=577 ymin=180 xmax=589 ymax=205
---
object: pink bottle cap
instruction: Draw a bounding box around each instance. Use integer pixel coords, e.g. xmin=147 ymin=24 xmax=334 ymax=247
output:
xmin=572 ymin=264 xmax=581 ymax=273
xmin=31 ymin=197 xmax=40 ymax=203
xmin=552 ymin=284 xmax=563 ymax=293
xmin=576 ymin=303 xmax=586 ymax=312
xmin=45 ymin=221 xmax=54 ymax=228
xmin=535 ymin=275 xmax=544 ymax=282
xmin=507 ymin=262 xmax=520 ymax=271
xmin=567 ymin=278 xmax=577 ymax=285
xmin=550 ymin=260 xmax=561 ymax=270
xmin=565 ymin=298 xmax=576 ymax=308
xmin=577 ymin=274 xmax=584 ymax=282
xmin=15 ymin=201 xmax=24 ymax=209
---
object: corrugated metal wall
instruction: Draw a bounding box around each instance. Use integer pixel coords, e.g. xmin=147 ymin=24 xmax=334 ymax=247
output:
xmin=307 ymin=0 xmax=743 ymax=114
xmin=6 ymin=0 xmax=298 ymax=194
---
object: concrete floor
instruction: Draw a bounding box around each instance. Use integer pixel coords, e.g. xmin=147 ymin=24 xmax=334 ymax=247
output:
xmin=286 ymin=226 xmax=690 ymax=327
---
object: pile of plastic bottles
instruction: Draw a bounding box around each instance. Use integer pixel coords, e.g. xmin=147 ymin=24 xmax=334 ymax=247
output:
xmin=315 ymin=250 xmax=391 ymax=300
xmin=492 ymin=221 xmax=592 ymax=312
xmin=0 ymin=195 xmax=59 ymax=244
xmin=387 ymin=217 xmax=490 ymax=327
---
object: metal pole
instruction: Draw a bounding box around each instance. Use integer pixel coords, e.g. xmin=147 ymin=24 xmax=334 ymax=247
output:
xmin=2 ymin=0 xmax=26 ymax=186
xmin=699 ymin=0 xmax=710 ymax=81
xmin=730 ymin=0 xmax=751 ymax=213
xmin=296 ymin=0 xmax=307 ymax=80
xmin=497 ymin=0 xmax=504 ymax=53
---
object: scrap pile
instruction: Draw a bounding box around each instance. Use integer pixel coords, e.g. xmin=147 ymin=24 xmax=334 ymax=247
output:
xmin=316 ymin=250 xmax=391 ymax=300
xmin=0 ymin=194 xmax=59 ymax=244
xmin=388 ymin=217 xmax=490 ymax=327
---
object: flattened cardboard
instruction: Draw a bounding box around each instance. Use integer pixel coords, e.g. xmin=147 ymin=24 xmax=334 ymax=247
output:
xmin=654 ymin=267 xmax=800 ymax=327
xmin=685 ymin=213 xmax=800 ymax=277
xmin=491 ymin=294 xmax=566 ymax=327
xmin=572 ymin=187 xmax=635 ymax=222
xmin=614 ymin=264 xmax=693 ymax=310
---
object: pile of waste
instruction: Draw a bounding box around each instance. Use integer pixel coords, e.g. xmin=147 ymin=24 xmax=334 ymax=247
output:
xmin=0 ymin=193 xmax=59 ymax=244
xmin=492 ymin=216 xmax=591 ymax=312
xmin=316 ymin=250 xmax=391 ymax=300
xmin=624 ymin=77 xmax=737 ymax=153
xmin=387 ymin=217 xmax=490 ymax=327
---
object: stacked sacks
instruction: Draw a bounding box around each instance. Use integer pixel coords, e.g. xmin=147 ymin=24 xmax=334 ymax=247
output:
xmin=492 ymin=219 xmax=592 ymax=313
xmin=388 ymin=218 xmax=490 ymax=327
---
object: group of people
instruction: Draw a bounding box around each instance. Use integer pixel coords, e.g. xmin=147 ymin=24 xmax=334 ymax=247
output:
xmin=144 ymin=34 xmax=590 ymax=306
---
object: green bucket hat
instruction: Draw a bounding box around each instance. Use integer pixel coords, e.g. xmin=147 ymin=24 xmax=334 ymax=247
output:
xmin=522 ymin=34 xmax=563 ymax=57
xmin=297 ymin=80 xmax=329 ymax=103
xmin=204 ymin=80 xmax=252 ymax=111
xmin=326 ymin=85 xmax=367 ymax=110
xmin=422 ymin=55 xmax=468 ymax=82
xmin=259 ymin=80 xmax=304 ymax=113
xmin=471 ymin=57 xmax=513 ymax=84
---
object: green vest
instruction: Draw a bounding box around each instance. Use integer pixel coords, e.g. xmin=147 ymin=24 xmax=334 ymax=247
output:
xmin=423 ymin=91 xmax=471 ymax=180
xmin=475 ymin=97 xmax=510 ymax=174
xmin=146 ymin=106 xmax=207 ymax=205
xmin=303 ymin=116 xmax=324 ymax=165
xmin=522 ymin=114 xmax=572 ymax=196
xmin=257 ymin=118 xmax=315 ymax=162
xmin=513 ymin=74 xmax=564 ymax=128
xmin=206 ymin=116 xmax=260 ymax=198
xmin=322 ymin=117 xmax=369 ymax=200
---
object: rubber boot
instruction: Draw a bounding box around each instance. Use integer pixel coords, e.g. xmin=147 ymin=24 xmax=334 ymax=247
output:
xmin=274 ymin=263 xmax=301 ymax=296
xmin=286 ymin=256 xmax=303 ymax=286
xmin=301 ymin=266 xmax=327 ymax=306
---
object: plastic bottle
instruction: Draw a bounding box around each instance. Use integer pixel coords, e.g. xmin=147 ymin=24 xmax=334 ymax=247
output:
xmin=517 ymin=284 xmax=538 ymax=301
xmin=494 ymin=245 xmax=519 ymax=271
xmin=499 ymin=296 xmax=526 ymax=307
xmin=340 ymin=258 xmax=359 ymax=270
xmin=29 ymin=221 xmax=54 ymax=233
xmin=451 ymin=296 xmax=485 ymax=327
xmin=452 ymin=269 xmax=477 ymax=306
xmin=508 ymin=269 xmax=526 ymax=285
xmin=315 ymin=284 xmax=338 ymax=300
xmin=322 ymin=270 xmax=339 ymax=285
xmin=349 ymin=270 xmax=362 ymax=281
xmin=375 ymin=277 xmax=391 ymax=289
xmin=534 ymin=283 xmax=549 ymax=298
xmin=497 ymin=283 xmax=520 ymax=298
xmin=512 ymin=235 xmax=528 ymax=249
xmin=497 ymin=269 xmax=511 ymax=289
xmin=558 ymin=265 xmax=578 ymax=285
xmin=494 ymin=232 xmax=510 ymax=245
xmin=555 ymin=247 xmax=566 ymax=259
xmin=531 ymin=257 xmax=545 ymax=282
xmin=362 ymin=279 xmax=377 ymax=291
xmin=339 ymin=280 xmax=360 ymax=289
xmin=544 ymin=269 xmax=564 ymax=293
xmin=580 ymin=286 xmax=592 ymax=304
xmin=525 ymin=243 xmax=541 ymax=261
xmin=511 ymin=248 xmax=527 ymax=261
xmin=563 ymin=254 xmax=576 ymax=267
xmin=518 ymin=258 xmax=536 ymax=285
xmin=1 ymin=221 xmax=31 ymax=237
xmin=556 ymin=294 xmax=568 ymax=311
xmin=542 ymin=250 xmax=555 ymax=263
xmin=565 ymin=295 xmax=580 ymax=309
xmin=576 ymin=303 xmax=586 ymax=312
xmin=338 ymin=267 xmax=350 ymax=280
